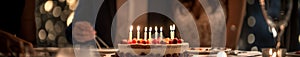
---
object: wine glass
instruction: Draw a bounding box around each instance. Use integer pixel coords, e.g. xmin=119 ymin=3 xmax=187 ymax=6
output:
xmin=259 ymin=0 xmax=293 ymax=49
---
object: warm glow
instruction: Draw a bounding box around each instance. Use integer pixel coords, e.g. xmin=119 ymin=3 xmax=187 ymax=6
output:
xmin=170 ymin=25 xmax=172 ymax=30
xmin=44 ymin=1 xmax=54 ymax=12
xmin=67 ymin=0 xmax=78 ymax=11
xmin=129 ymin=25 xmax=133 ymax=40
xmin=269 ymin=49 xmax=273 ymax=55
xmin=298 ymin=35 xmax=300 ymax=43
xmin=129 ymin=25 xmax=133 ymax=32
xmin=173 ymin=24 xmax=175 ymax=30
xmin=160 ymin=27 xmax=163 ymax=39
xmin=155 ymin=26 xmax=158 ymax=39
xmin=67 ymin=0 xmax=76 ymax=6
xmin=155 ymin=26 xmax=158 ymax=32
xmin=144 ymin=27 xmax=147 ymax=40
xmin=170 ymin=25 xmax=175 ymax=39
xmin=272 ymin=52 xmax=277 ymax=57
xmin=137 ymin=26 xmax=140 ymax=31
xmin=160 ymin=27 xmax=163 ymax=32
xmin=149 ymin=27 xmax=152 ymax=40
xmin=66 ymin=12 xmax=74 ymax=26
xmin=137 ymin=25 xmax=141 ymax=40
xmin=145 ymin=27 xmax=147 ymax=32
xmin=149 ymin=27 xmax=152 ymax=31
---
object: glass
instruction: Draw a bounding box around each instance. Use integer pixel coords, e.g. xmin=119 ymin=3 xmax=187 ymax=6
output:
xmin=259 ymin=0 xmax=293 ymax=49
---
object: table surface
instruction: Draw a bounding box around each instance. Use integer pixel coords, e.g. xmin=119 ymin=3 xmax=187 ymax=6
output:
xmin=2 ymin=47 xmax=298 ymax=57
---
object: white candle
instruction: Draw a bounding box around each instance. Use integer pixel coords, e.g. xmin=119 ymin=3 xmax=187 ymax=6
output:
xmin=137 ymin=26 xmax=140 ymax=40
xmin=155 ymin=26 xmax=158 ymax=39
xmin=173 ymin=24 xmax=175 ymax=39
xmin=171 ymin=25 xmax=175 ymax=39
xmin=173 ymin=24 xmax=175 ymax=30
xmin=149 ymin=27 xmax=152 ymax=40
xmin=144 ymin=27 xmax=147 ymax=40
xmin=269 ymin=49 xmax=273 ymax=56
xmin=170 ymin=25 xmax=173 ymax=39
xmin=129 ymin=25 xmax=133 ymax=40
xmin=160 ymin=27 xmax=163 ymax=40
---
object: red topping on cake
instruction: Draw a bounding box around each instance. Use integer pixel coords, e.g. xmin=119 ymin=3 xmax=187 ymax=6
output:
xmin=131 ymin=38 xmax=137 ymax=44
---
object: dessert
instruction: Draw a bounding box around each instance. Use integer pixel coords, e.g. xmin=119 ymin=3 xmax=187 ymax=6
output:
xmin=118 ymin=38 xmax=189 ymax=57
xmin=117 ymin=25 xmax=189 ymax=57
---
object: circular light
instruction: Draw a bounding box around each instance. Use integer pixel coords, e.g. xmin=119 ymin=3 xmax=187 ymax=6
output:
xmin=38 ymin=29 xmax=47 ymax=41
xmin=54 ymin=21 xmax=65 ymax=34
xmin=45 ymin=20 xmax=54 ymax=32
xmin=35 ymin=17 xmax=42 ymax=29
xmin=48 ymin=33 xmax=56 ymax=41
xmin=247 ymin=16 xmax=256 ymax=27
xmin=248 ymin=33 xmax=255 ymax=44
xmin=251 ymin=46 xmax=258 ymax=51
xmin=44 ymin=1 xmax=54 ymax=12
xmin=39 ymin=4 xmax=46 ymax=14
xmin=60 ymin=10 xmax=71 ymax=22
xmin=247 ymin=0 xmax=255 ymax=5
xmin=67 ymin=12 xmax=74 ymax=26
xmin=230 ymin=25 xmax=236 ymax=31
xmin=57 ymin=36 xmax=68 ymax=47
xmin=52 ymin=6 xmax=62 ymax=17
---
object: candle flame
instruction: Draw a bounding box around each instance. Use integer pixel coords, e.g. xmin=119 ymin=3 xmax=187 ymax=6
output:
xmin=149 ymin=27 xmax=152 ymax=31
xmin=160 ymin=27 xmax=163 ymax=31
xmin=130 ymin=25 xmax=133 ymax=31
xmin=155 ymin=26 xmax=158 ymax=31
xmin=137 ymin=25 xmax=140 ymax=40
xmin=170 ymin=25 xmax=172 ymax=30
xmin=137 ymin=26 xmax=140 ymax=31
xmin=173 ymin=24 xmax=175 ymax=30
xmin=145 ymin=27 xmax=147 ymax=31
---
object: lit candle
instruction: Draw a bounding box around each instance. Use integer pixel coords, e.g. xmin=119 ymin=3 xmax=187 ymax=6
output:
xmin=155 ymin=26 xmax=158 ymax=39
xmin=173 ymin=24 xmax=175 ymax=39
xmin=160 ymin=27 xmax=163 ymax=40
xmin=149 ymin=27 xmax=152 ymax=40
xmin=171 ymin=24 xmax=175 ymax=39
xmin=137 ymin=26 xmax=140 ymax=40
xmin=170 ymin=25 xmax=173 ymax=39
xmin=269 ymin=49 xmax=273 ymax=56
xmin=144 ymin=27 xmax=147 ymax=40
xmin=129 ymin=25 xmax=133 ymax=40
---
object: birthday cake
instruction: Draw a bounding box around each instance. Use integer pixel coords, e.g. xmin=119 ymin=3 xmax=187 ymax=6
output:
xmin=117 ymin=25 xmax=189 ymax=57
xmin=118 ymin=38 xmax=189 ymax=57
